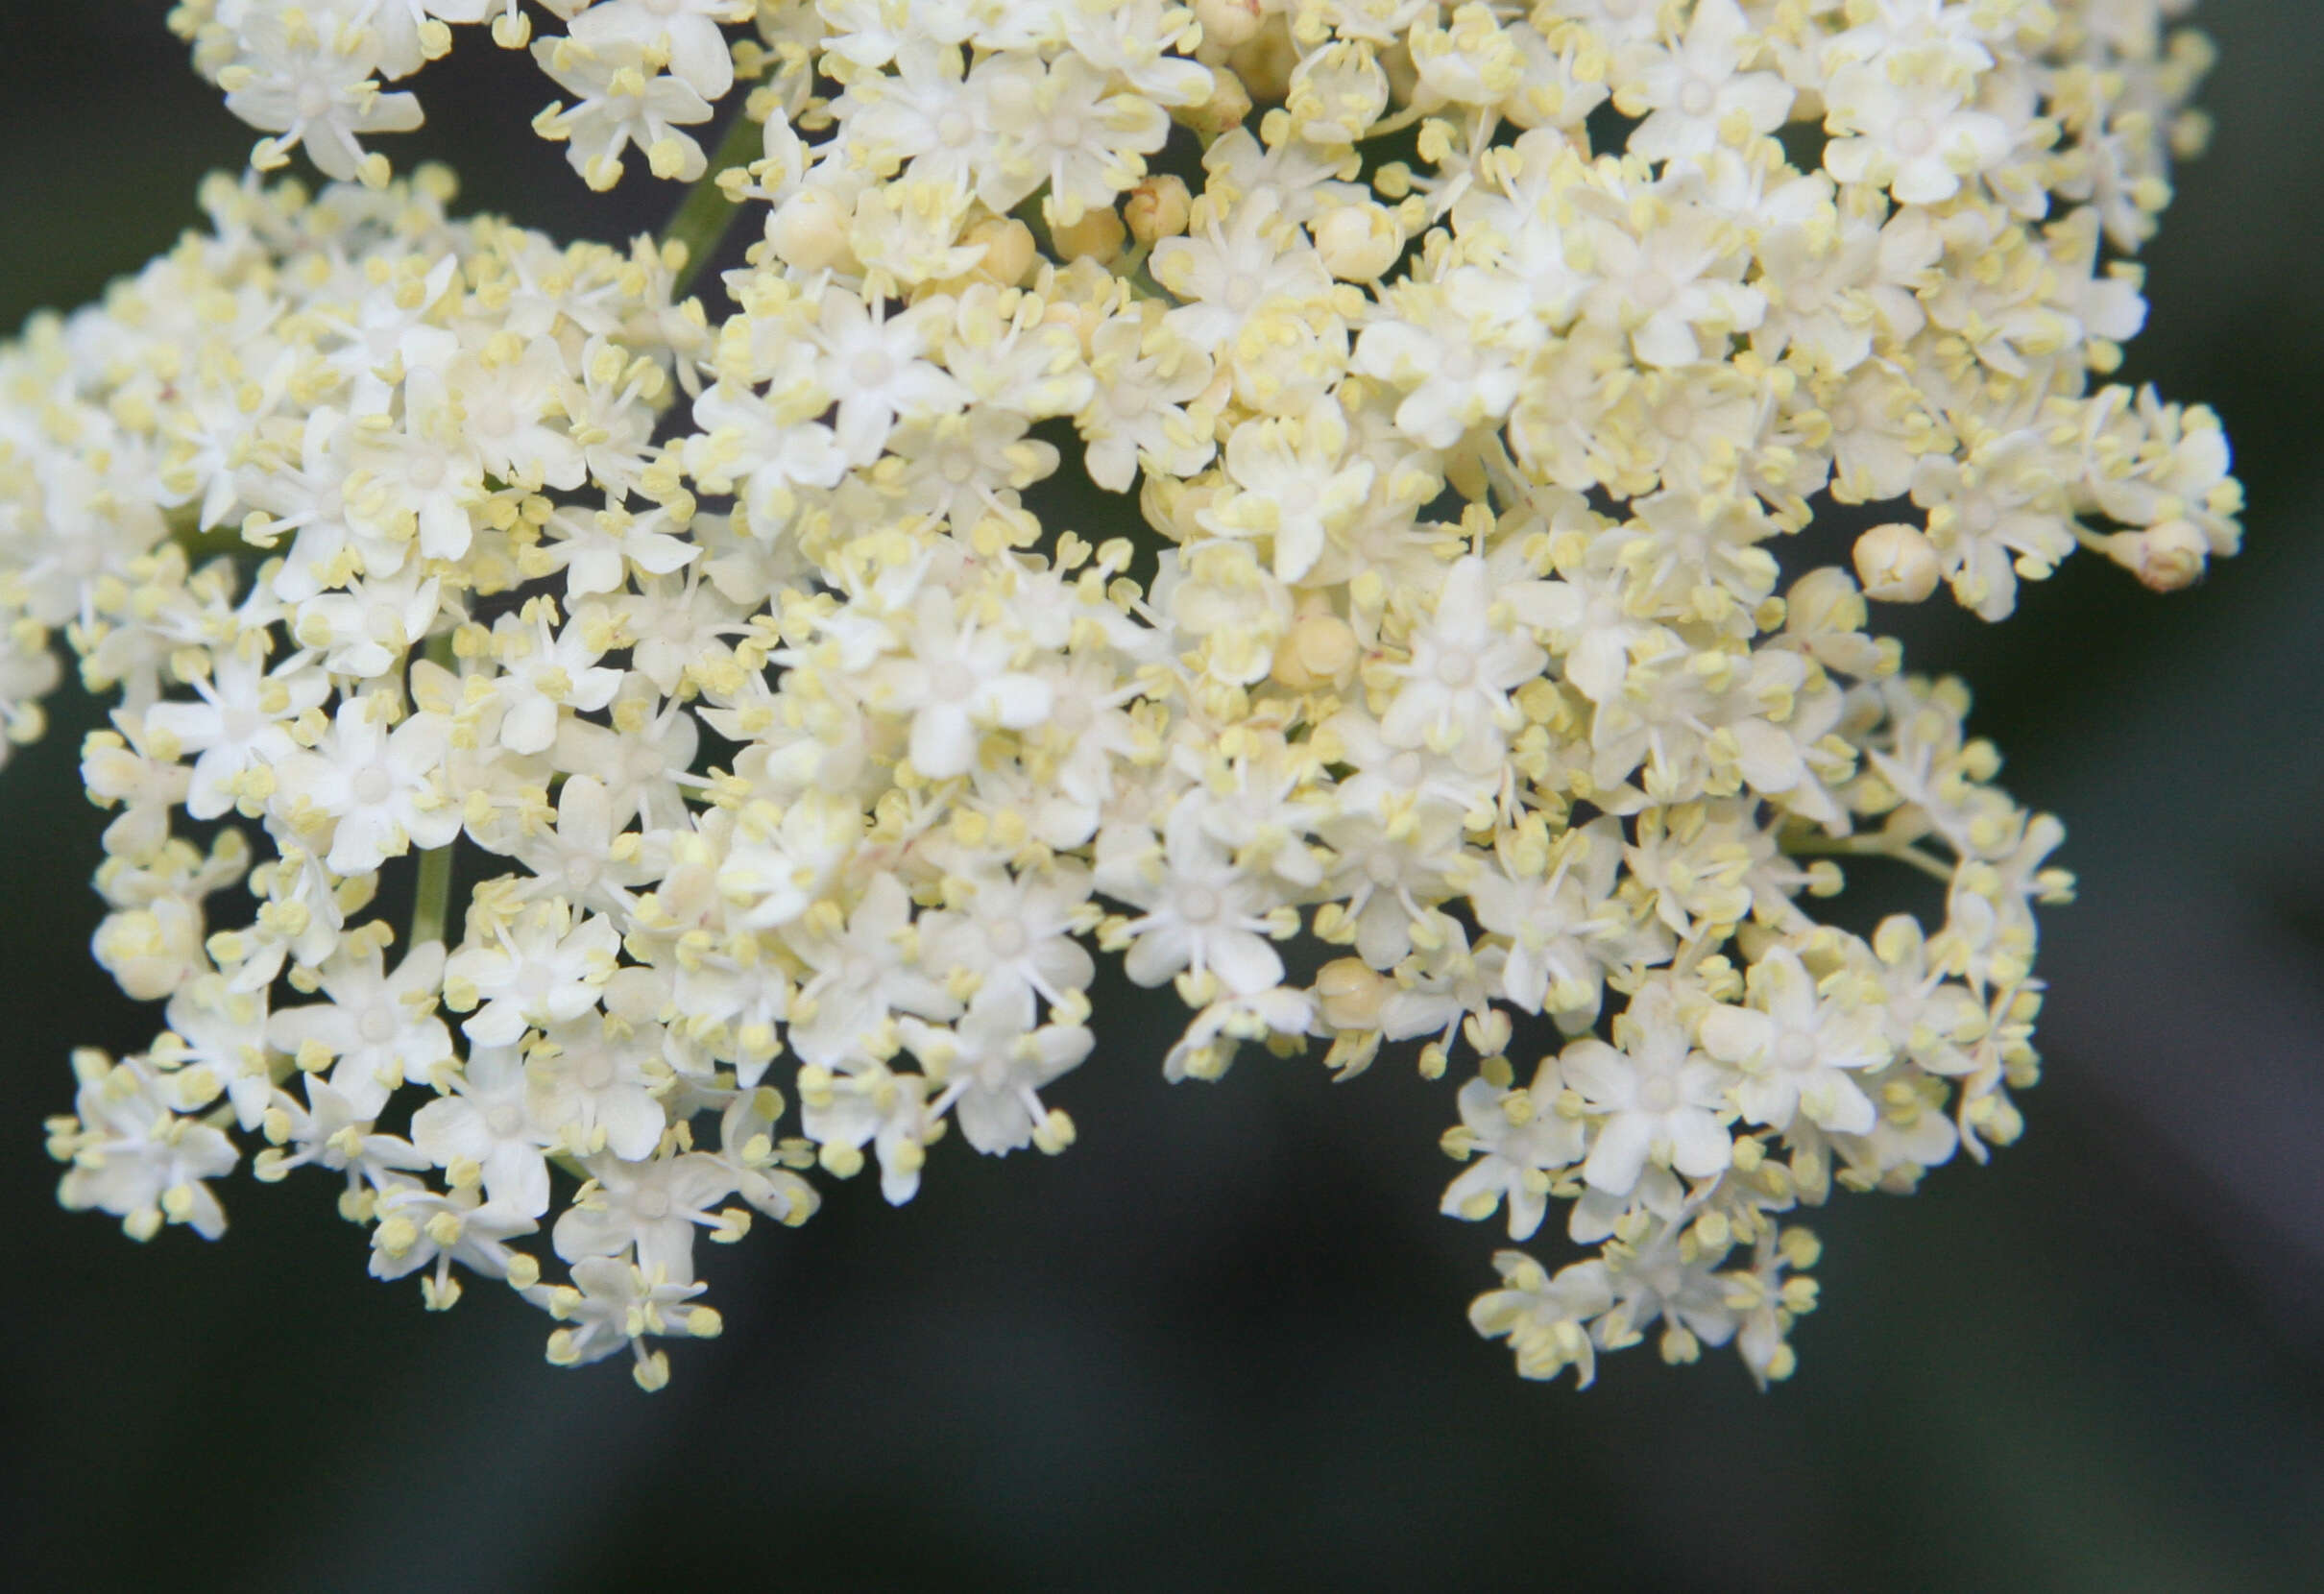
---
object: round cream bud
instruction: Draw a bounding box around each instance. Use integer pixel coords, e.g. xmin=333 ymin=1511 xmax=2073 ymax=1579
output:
xmin=1125 ymin=175 xmax=1193 ymax=246
xmin=1315 ymin=957 xmax=1392 ymax=1032
xmin=1853 ymin=521 xmax=1941 ymax=604
xmin=1052 ymin=204 xmax=1127 ymax=264
xmin=2121 ymin=519 xmax=2208 ymax=592
xmin=1194 ymin=0 xmax=1265 ymax=52
xmin=1271 ymin=610 xmax=1362 ymax=689
xmin=1783 ymin=564 xmax=1868 ymax=635
xmin=1178 ymin=66 xmax=1253 ymax=137
xmin=1232 ymin=23 xmax=1299 ymax=101
xmin=765 ymin=188 xmax=852 ymax=274
xmin=1312 ymin=201 xmax=1403 ymax=280
xmin=963 ymin=215 xmax=1035 ymax=285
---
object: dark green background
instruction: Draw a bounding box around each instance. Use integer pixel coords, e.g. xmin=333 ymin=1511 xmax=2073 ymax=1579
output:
xmin=2 ymin=4 xmax=2320 ymax=1589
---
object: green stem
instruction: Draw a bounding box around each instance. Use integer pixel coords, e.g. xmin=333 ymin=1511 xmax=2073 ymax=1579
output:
xmin=1780 ymin=830 xmax=1956 ymax=885
xmin=663 ymin=106 xmax=766 ymax=300
xmin=409 ymin=628 xmax=458 ymax=950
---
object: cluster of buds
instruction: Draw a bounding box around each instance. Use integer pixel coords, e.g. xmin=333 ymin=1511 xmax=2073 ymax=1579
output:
xmin=21 ymin=0 xmax=2238 ymax=1389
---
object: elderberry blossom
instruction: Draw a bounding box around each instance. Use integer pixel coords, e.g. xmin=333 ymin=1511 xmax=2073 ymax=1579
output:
xmin=17 ymin=0 xmax=2240 ymax=1391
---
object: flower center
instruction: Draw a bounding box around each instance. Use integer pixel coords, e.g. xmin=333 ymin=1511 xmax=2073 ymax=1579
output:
xmin=1639 ymin=1075 xmax=1679 ymax=1113
xmin=1050 ymin=692 xmax=1092 ymax=733
xmin=468 ymin=396 xmax=513 ymax=439
xmin=1892 ymin=115 xmax=1935 ymax=158
xmin=1679 ymin=79 xmax=1716 ymax=119
xmin=579 ymin=1053 xmax=617 ymax=1092
xmin=1176 ymin=884 xmax=1222 ymax=924
xmin=351 ymin=765 xmax=395 ymax=807
xmin=358 ymin=1006 xmax=398 ymax=1045
xmin=1777 ymin=1030 xmax=1817 ymax=1070
xmin=1433 ymin=647 xmax=1477 ymax=688
xmin=987 ymin=920 xmax=1029 ymax=958
xmin=632 ymin=1188 xmax=671 ymax=1220
xmin=486 ymin=1102 xmax=525 ymax=1138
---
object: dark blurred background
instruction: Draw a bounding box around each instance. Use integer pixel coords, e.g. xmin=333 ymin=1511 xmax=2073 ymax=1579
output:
xmin=3 ymin=3 xmax=2321 ymax=1590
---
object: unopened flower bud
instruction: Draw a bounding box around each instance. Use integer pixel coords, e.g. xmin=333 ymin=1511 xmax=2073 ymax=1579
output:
xmin=1311 ymin=201 xmax=1403 ymax=280
xmin=1177 ymin=66 xmax=1252 ymax=137
xmin=1271 ymin=610 xmax=1361 ymax=689
xmin=765 ymin=187 xmax=852 ymax=274
xmin=1125 ymin=175 xmax=1193 ymax=246
xmin=963 ymin=215 xmax=1035 ymax=285
xmin=1315 ymin=957 xmax=1392 ymax=1032
xmin=1853 ymin=521 xmax=1941 ymax=604
xmin=1194 ymin=0 xmax=1266 ymax=52
xmin=2114 ymin=519 xmax=2208 ymax=592
xmin=1051 ymin=204 xmax=1126 ymax=263
xmin=1231 ymin=23 xmax=1299 ymax=102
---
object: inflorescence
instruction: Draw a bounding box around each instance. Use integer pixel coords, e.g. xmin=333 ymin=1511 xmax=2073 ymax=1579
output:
xmin=16 ymin=0 xmax=2240 ymax=1389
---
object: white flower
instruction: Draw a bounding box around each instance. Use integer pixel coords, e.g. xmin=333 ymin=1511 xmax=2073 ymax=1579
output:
xmin=1099 ymin=801 xmax=1287 ymax=997
xmin=1353 ymin=272 xmax=1532 ymax=448
xmin=1151 ymin=194 xmax=1332 ymax=348
xmin=488 ymin=601 xmax=625 ymax=756
xmin=220 ymin=9 xmax=422 ymax=184
xmin=809 ymin=291 xmax=965 ymax=466
xmin=904 ymin=989 xmax=1092 ymax=1157
xmin=554 ymin=1149 xmax=738 ymax=1283
xmin=918 ymin=861 xmax=1099 ymax=1025
xmin=532 ymin=36 xmax=714 ymax=190
xmin=276 ymin=696 xmax=460 ymax=876
xmin=445 ymin=901 xmax=621 ymax=1046
xmin=268 ymin=936 xmax=451 ymax=1118
xmin=1617 ymin=0 xmax=1794 ymax=164
xmin=368 ymin=1183 xmax=538 ymax=1307
xmin=528 ymin=1014 xmax=669 ymax=1159
xmin=783 ymin=874 xmax=958 ymax=1066
xmin=1824 ymin=51 xmax=2012 ymax=207
xmin=1439 ymin=1060 xmax=1585 ymax=1240
xmin=1701 ymin=946 xmax=1892 ymax=1135
xmin=1380 ymin=557 xmax=1547 ymax=772
xmin=410 ymin=1043 xmax=555 ymax=1216
xmin=1468 ymin=1252 xmax=1615 ymax=1387
xmin=144 ymin=645 xmax=329 ymax=820
xmin=545 ymin=1257 xmax=717 ymax=1389
xmin=1198 ymin=403 xmax=1375 ymax=583
xmin=865 ymin=586 xmax=1053 ymax=781
xmin=54 ymin=1052 xmax=238 ymax=1241
xmin=985 ymin=54 xmax=1171 ymax=226
xmin=568 ymin=0 xmax=752 ymax=102
xmin=1561 ymin=979 xmax=1732 ymax=1196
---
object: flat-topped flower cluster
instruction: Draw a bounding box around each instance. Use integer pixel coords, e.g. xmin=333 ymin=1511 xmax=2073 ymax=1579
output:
xmin=21 ymin=0 xmax=2238 ymax=1389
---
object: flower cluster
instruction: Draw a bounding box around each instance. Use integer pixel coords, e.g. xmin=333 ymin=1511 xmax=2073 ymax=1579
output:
xmin=22 ymin=0 xmax=2239 ymax=1389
